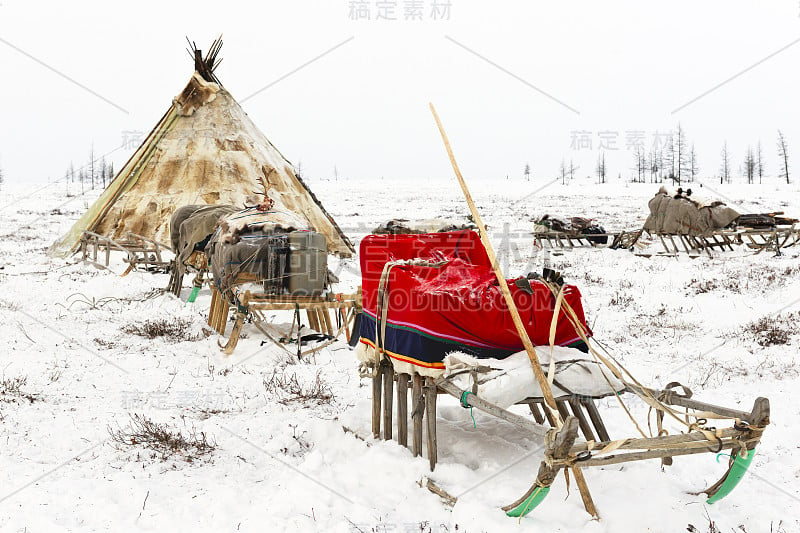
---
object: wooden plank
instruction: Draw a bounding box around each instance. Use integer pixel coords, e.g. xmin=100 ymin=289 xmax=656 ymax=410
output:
xmin=571 ymin=466 xmax=599 ymax=518
xmin=397 ymin=373 xmax=409 ymax=447
xmin=570 ymin=428 xmax=746 ymax=456
xmin=667 ymin=234 xmax=680 ymax=254
xmin=425 ymin=376 xmax=437 ymax=471
xmin=437 ymin=381 xmax=548 ymax=438
xmin=678 ymin=235 xmax=692 ymax=255
xmin=217 ymin=298 xmax=230 ymax=335
xmin=382 ymin=363 xmax=394 ymax=441
xmin=575 ymin=440 xmax=739 ymax=467
xmin=412 ymin=374 xmax=423 ymax=457
xmin=222 ymin=312 xmax=245 ymax=355
xmin=245 ymin=301 xmax=356 ymax=311
xmin=321 ymin=308 xmax=334 ymax=336
xmin=372 ymin=364 xmax=383 ymax=439
xmin=581 ymin=398 xmax=611 ymax=442
xmin=543 ymin=400 xmax=559 ymax=427
xmin=340 ymin=308 xmax=349 ymax=342
xmin=208 ymin=287 xmax=218 ymax=328
xmin=568 ymin=399 xmax=596 ymax=442
xmin=556 ymin=400 xmax=572 ymax=423
xmin=626 ymin=384 xmax=752 ymax=420
xmin=527 ymin=402 xmax=545 ymax=424
xmin=307 ymin=309 xmax=319 ymax=332
xmin=211 ymin=289 xmax=223 ymax=333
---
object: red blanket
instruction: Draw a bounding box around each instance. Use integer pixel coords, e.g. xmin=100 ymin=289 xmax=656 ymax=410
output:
xmin=358 ymin=231 xmax=590 ymax=369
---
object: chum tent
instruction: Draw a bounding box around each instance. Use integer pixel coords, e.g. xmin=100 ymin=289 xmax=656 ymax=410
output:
xmin=50 ymin=38 xmax=354 ymax=258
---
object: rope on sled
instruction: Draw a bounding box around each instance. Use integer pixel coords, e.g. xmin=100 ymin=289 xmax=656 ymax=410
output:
xmin=371 ymin=258 xmax=450 ymax=370
xmin=540 ymin=278 xmax=727 ymax=447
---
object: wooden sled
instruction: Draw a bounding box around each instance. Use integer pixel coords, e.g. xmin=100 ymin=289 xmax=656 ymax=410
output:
xmin=208 ymin=281 xmax=361 ymax=355
xmin=534 ymin=229 xmax=641 ymax=251
xmin=368 ymin=356 xmax=770 ymax=517
xmin=79 ymin=230 xmax=173 ymax=274
xmin=645 ymin=225 xmax=800 ymax=258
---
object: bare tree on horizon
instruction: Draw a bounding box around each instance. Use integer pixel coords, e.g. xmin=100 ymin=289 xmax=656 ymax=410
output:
xmin=744 ymin=146 xmax=755 ymax=184
xmin=596 ymin=151 xmax=606 ymax=184
xmin=778 ymin=130 xmax=790 ymax=184
xmin=720 ymin=141 xmax=731 ymax=184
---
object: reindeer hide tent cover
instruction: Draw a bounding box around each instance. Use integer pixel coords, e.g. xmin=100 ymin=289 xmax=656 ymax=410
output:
xmin=49 ymin=41 xmax=353 ymax=258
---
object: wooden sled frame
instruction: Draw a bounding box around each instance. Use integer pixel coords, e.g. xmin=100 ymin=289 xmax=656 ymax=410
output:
xmin=79 ymin=230 xmax=173 ymax=274
xmin=534 ymin=229 xmax=641 ymax=251
xmin=368 ymin=356 xmax=770 ymax=517
xmin=208 ymin=282 xmax=361 ymax=355
xmin=642 ymin=226 xmax=800 ymax=258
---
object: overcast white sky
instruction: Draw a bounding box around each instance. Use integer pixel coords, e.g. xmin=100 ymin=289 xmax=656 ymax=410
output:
xmin=1 ymin=0 xmax=798 ymax=185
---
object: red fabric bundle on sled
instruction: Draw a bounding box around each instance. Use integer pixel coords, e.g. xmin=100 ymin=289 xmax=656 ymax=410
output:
xmin=357 ymin=231 xmax=591 ymax=372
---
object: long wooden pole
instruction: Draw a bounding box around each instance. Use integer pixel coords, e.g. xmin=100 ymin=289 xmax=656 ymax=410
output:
xmin=428 ymin=103 xmax=559 ymax=414
xmin=430 ymin=103 xmax=598 ymax=518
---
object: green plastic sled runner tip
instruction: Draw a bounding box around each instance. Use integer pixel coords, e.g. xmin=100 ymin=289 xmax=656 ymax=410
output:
xmin=505 ymin=486 xmax=550 ymax=517
xmin=706 ymin=447 xmax=756 ymax=504
xmin=187 ymin=286 xmax=201 ymax=303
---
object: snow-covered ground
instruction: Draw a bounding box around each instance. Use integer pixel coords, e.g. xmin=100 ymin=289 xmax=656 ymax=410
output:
xmin=1 ymin=176 xmax=799 ymax=533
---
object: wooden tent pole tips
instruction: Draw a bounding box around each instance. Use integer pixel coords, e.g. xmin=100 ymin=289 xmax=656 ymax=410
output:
xmin=427 ymin=103 xmax=560 ymax=414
